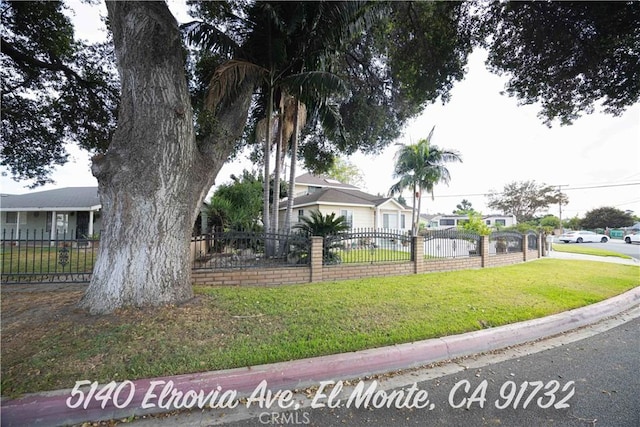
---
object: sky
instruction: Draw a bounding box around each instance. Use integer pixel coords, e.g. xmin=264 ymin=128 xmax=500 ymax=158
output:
xmin=1 ymin=1 xmax=639 ymax=221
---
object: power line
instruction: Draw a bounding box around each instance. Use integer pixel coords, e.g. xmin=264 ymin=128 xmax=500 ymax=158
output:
xmin=432 ymin=181 xmax=640 ymax=199
xmin=562 ymin=182 xmax=640 ymax=191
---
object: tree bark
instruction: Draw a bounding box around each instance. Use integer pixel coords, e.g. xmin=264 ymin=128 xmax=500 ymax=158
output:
xmin=81 ymin=2 xmax=252 ymax=314
xmin=271 ymin=99 xmax=282 ymax=234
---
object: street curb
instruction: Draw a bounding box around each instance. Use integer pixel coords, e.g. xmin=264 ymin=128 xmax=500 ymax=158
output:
xmin=2 ymin=286 xmax=639 ymax=427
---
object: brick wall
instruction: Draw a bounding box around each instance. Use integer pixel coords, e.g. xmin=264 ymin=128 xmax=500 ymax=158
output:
xmin=484 ymin=252 xmax=525 ymax=268
xmin=193 ymin=233 xmax=543 ymax=287
xmin=192 ymin=267 xmax=310 ymax=287
xmin=322 ymin=262 xmax=414 ymax=282
xmin=424 ymin=257 xmax=483 ymax=272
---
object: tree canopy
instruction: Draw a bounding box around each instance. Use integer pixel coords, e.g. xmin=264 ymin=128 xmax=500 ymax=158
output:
xmin=3 ymin=1 xmax=639 ymax=186
xmin=478 ymin=1 xmax=640 ymax=126
xmin=453 ymin=199 xmax=477 ymax=215
xmin=325 ymin=158 xmax=365 ymax=188
xmin=1 ymin=0 xmax=118 ymax=186
xmin=580 ymin=207 xmax=635 ymax=229
xmin=487 ymin=181 xmax=568 ymax=223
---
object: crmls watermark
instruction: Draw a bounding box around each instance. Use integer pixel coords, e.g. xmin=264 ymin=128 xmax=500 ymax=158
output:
xmin=258 ymin=411 xmax=311 ymax=425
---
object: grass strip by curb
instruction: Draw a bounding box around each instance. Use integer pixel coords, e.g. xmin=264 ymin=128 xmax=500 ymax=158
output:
xmin=1 ymin=258 xmax=638 ymax=397
xmin=552 ymin=243 xmax=633 ymax=259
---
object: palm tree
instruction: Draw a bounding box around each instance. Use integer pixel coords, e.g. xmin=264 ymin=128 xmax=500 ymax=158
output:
xmin=293 ymin=209 xmax=350 ymax=263
xmin=184 ymin=1 xmax=382 ymax=237
xmin=389 ymin=126 xmax=462 ymax=236
xmin=293 ymin=209 xmax=350 ymax=237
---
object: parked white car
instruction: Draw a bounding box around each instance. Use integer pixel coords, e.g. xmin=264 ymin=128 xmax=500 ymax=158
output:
xmin=623 ymin=232 xmax=640 ymax=244
xmin=559 ymin=230 xmax=609 ymax=243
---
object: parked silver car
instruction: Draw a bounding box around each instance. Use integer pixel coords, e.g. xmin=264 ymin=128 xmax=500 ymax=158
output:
xmin=559 ymin=230 xmax=609 ymax=243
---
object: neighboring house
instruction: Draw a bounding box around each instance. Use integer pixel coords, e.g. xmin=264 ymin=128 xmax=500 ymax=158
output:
xmin=1 ymin=186 xmax=212 ymax=240
xmin=419 ymin=214 xmax=440 ymax=229
xmin=0 ymin=187 xmax=102 ymax=240
xmin=279 ymin=174 xmax=412 ymax=232
xmin=292 ymin=172 xmax=360 ymax=196
xmin=420 ymin=213 xmax=517 ymax=230
xmin=483 ymin=214 xmax=517 ymax=228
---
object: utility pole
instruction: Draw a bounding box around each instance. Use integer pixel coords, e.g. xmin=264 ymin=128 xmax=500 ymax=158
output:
xmin=556 ymin=184 xmax=568 ymax=228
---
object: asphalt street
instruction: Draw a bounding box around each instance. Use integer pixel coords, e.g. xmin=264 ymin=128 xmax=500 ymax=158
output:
xmin=131 ymin=308 xmax=639 ymax=427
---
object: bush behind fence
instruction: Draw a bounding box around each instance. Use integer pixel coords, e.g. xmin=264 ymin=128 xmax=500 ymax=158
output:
xmin=191 ymin=228 xmax=311 ymax=269
xmin=490 ymin=231 xmax=524 ymax=254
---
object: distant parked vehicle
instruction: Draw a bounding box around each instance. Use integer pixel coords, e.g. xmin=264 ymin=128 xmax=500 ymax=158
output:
xmin=559 ymin=230 xmax=609 ymax=243
xmin=623 ymin=232 xmax=640 ymax=244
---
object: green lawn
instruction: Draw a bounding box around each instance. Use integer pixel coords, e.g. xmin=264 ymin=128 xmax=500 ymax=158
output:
xmin=1 ymin=258 xmax=638 ymax=397
xmin=334 ymin=247 xmax=411 ymax=263
xmin=1 ymin=244 xmax=98 ymax=274
xmin=553 ymin=243 xmax=633 ymax=259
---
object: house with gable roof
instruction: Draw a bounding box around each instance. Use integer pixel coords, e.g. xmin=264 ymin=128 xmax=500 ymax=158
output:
xmin=279 ymin=173 xmax=412 ymax=231
xmin=0 ymin=187 xmax=102 ymax=240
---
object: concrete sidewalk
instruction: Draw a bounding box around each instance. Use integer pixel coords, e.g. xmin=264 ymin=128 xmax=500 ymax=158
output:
xmin=3 ymin=281 xmax=639 ymax=427
xmin=546 ymin=249 xmax=640 ymax=265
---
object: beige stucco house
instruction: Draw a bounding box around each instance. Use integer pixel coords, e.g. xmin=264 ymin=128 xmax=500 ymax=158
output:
xmin=279 ymin=173 xmax=412 ymax=231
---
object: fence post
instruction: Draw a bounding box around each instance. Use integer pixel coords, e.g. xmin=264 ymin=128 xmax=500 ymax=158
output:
xmin=538 ymin=233 xmax=543 ymax=258
xmin=522 ymin=233 xmax=528 ymax=261
xmin=480 ymin=235 xmax=489 ymax=268
xmin=310 ymin=236 xmax=323 ymax=283
xmin=412 ymin=236 xmax=424 ymax=274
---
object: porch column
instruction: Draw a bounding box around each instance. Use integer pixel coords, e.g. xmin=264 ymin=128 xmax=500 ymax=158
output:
xmin=16 ymin=211 xmax=21 ymax=239
xmin=88 ymin=210 xmax=94 ymax=236
xmin=50 ymin=210 xmax=57 ymax=244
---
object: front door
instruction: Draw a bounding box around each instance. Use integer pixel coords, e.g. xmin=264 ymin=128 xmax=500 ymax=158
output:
xmin=76 ymin=211 xmax=89 ymax=238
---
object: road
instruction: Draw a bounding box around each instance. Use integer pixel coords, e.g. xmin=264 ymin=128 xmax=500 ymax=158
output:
xmin=557 ymin=239 xmax=640 ymax=260
xmin=133 ymin=308 xmax=640 ymax=427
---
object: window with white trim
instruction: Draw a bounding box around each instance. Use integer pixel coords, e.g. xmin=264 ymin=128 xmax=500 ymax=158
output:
xmin=6 ymin=212 xmax=17 ymax=224
xmin=340 ymin=210 xmax=353 ymax=228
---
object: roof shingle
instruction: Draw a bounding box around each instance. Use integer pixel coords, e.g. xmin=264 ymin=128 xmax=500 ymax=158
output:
xmin=0 ymin=187 xmax=100 ymax=211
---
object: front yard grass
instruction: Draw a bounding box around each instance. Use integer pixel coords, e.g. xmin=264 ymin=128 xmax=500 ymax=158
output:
xmin=1 ymin=258 xmax=638 ymax=397
xmin=553 ymin=242 xmax=633 ymax=259
xmin=334 ymin=247 xmax=410 ymax=263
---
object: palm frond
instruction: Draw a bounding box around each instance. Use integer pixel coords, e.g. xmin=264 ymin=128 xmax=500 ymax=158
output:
xmin=280 ymin=71 xmax=348 ymax=101
xmin=205 ymin=60 xmax=267 ymax=111
xmin=181 ymin=21 xmax=240 ymax=57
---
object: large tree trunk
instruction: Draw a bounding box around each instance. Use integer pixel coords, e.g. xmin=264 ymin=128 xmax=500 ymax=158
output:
xmin=81 ymin=2 xmax=252 ymax=314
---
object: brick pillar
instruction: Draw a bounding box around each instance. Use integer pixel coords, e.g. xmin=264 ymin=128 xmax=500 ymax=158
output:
xmin=310 ymin=236 xmax=324 ymax=283
xmin=523 ymin=234 xmax=528 ymax=261
xmin=480 ymin=235 xmax=489 ymax=268
xmin=413 ymin=236 xmax=424 ymax=274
